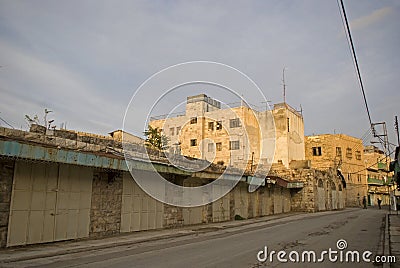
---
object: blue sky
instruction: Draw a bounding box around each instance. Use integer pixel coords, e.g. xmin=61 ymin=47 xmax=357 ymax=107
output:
xmin=0 ymin=1 xmax=399 ymax=146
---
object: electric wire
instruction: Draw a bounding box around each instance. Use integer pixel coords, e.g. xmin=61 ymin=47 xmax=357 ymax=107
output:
xmin=0 ymin=115 xmax=15 ymax=129
xmin=338 ymin=0 xmax=373 ymax=126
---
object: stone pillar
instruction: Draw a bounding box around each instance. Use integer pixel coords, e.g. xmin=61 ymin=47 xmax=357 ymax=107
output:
xmin=0 ymin=159 xmax=14 ymax=248
xmin=90 ymin=171 xmax=123 ymax=237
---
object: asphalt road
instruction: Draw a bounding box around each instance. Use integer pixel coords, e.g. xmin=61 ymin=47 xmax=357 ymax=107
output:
xmin=6 ymin=208 xmax=392 ymax=268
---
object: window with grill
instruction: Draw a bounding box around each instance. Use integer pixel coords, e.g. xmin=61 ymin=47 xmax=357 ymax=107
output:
xmin=336 ymin=147 xmax=342 ymax=157
xmin=346 ymin=148 xmax=352 ymax=159
xmin=190 ymin=117 xmax=197 ymax=124
xmin=355 ymin=150 xmax=361 ymax=160
xmin=216 ymin=142 xmax=222 ymax=151
xmin=208 ymin=122 xmax=214 ymax=130
xmin=229 ymin=118 xmax=241 ymax=128
xmin=312 ymin=147 xmax=322 ymax=156
xmin=190 ymin=139 xmax=197 ymax=146
xmin=229 ymin=140 xmax=240 ymax=150
xmin=216 ymin=121 xmax=222 ymax=130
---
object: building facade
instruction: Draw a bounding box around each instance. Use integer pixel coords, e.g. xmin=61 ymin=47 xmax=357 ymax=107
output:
xmin=305 ymin=134 xmax=368 ymax=207
xmin=149 ymin=94 xmax=305 ymax=170
xmin=364 ymin=145 xmax=393 ymax=206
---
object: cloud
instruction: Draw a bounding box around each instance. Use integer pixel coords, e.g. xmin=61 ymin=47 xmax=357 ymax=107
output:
xmin=0 ymin=1 xmax=398 ymax=145
xmin=350 ymin=6 xmax=393 ymax=31
xmin=0 ymin=40 xmax=122 ymax=133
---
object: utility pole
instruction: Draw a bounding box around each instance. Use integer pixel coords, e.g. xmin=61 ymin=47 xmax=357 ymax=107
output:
xmin=395 ymin=116 xmax=399 ymax=146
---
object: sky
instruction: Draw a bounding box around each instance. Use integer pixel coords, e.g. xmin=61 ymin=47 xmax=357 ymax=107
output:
xmin=0 ymin=1 xmax=399 ymax=148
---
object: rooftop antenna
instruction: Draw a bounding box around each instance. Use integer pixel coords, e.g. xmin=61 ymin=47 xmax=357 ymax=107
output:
xmin=44 ymin=108 xmax=53 ymax=129
xmin=297 ymin=104 xmax=303 ymax=116
xmin=261 ymin=100 xmax=272 ymax=111
xmin=282 ymin=67 xmax=288 ymax=103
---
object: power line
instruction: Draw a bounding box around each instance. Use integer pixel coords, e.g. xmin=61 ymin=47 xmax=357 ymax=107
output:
xmin=0 ymin=115 xmax=15 ymax=129
xmin=337 ymin=0 xmax=373 ymax=126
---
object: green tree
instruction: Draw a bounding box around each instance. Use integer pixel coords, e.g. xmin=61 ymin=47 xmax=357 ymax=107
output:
xmin=144 ymin=126 xmax=169 ymax=150
xmin=24 ymin=114 xmax=40 ymax=127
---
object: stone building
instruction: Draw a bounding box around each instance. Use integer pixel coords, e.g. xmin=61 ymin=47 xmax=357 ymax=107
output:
xmin=109 ymin=129 xmax=145 ymax=144
xmin=149 ymin=94 xmax=305 ymax=170
xmin=364 ymin=145 xmax=394 ymax=206
xmin=305 ymin=134 xmax=368 ymax=207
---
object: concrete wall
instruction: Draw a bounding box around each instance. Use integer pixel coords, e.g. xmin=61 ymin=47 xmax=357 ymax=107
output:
xmin=269 ymin=103 xmax=305 ymax=167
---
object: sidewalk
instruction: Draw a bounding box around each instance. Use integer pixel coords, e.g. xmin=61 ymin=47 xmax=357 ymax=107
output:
xmin=388 ymin=212 xmax=400 ymax=267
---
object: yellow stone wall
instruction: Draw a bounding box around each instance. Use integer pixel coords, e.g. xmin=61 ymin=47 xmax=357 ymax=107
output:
xmin=305 ymin=134 xmax=368 ymax=206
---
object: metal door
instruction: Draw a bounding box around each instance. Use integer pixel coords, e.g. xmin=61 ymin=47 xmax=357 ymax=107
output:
xmin=121 ymin=172 xmax=164 ymax=232
xmin=212 ymin=184 xmax=230 ymax=222
xmin=7 ymin=161 xmax=92 ymax=246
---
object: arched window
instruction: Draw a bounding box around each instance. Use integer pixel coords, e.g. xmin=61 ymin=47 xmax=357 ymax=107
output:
xmin=318 ymin=179 xmax=324 ymax=188
xmin=331 ymin=182 xmax=336 ymax=190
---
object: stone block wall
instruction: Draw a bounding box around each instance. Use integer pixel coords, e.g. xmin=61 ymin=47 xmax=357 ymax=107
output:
xmin=163 ymin=205 xmax=183 ymax=228
xmin=0 ymin=159 xmax=14 ymax=248
xmin=90 ymin=171 xmax=123 ymax=237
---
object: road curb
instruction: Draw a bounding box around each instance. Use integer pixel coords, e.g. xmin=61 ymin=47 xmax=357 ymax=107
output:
xmin=383 ymin=213 xmax=390 ymax=268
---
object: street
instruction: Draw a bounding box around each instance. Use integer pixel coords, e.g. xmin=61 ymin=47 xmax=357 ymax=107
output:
xmin=1 ymin=208 xmax=392 ymax=268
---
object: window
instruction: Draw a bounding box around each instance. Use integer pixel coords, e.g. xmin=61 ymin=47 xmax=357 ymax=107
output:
xmin=190 ymin=117 xmax=197 ymax=124
xmin=312 ymin=147 xmax=322 ymax=156
xmin=208 ymin=143 xmax=214 ymax=152
xmin=355 ymin=150 xmax=361 ymax=160
xmin=190 ymin=139 xmax=197 ymax=146
xmin=176 ymin=126 xmax=181 ymax=135
xmin=347 ymin=173 xmax=352 ymax=182
xmin=229 ymin=140 xmax=240 ymax=150
xmin=216 ymin=142 xmax=222 ymax=151
xmin=216 ymin=121 xmax=222 ymax=130
xmin=346 ymin=148 xmax=352 ymax=159
xmin=169 ymin=127 xmax=174 ymax=136
xmin=229 ymin=118 xmax=241 ymax=128
xmin=336 ymin=147 xmax=342 ymax=157
xmin=287 ymin=118 xmax=290 ymax=132
xmin=208 ymin=122 xmax=214 ymax=130
xmin=357 ymin=174 xmax=362 ymax=182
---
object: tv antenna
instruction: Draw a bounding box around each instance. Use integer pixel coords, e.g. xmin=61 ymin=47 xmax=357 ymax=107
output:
xmin=282 ymin=67 xmax=288 ymax=103
xmin=44 ymin=108 xmax=53 ymax=129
